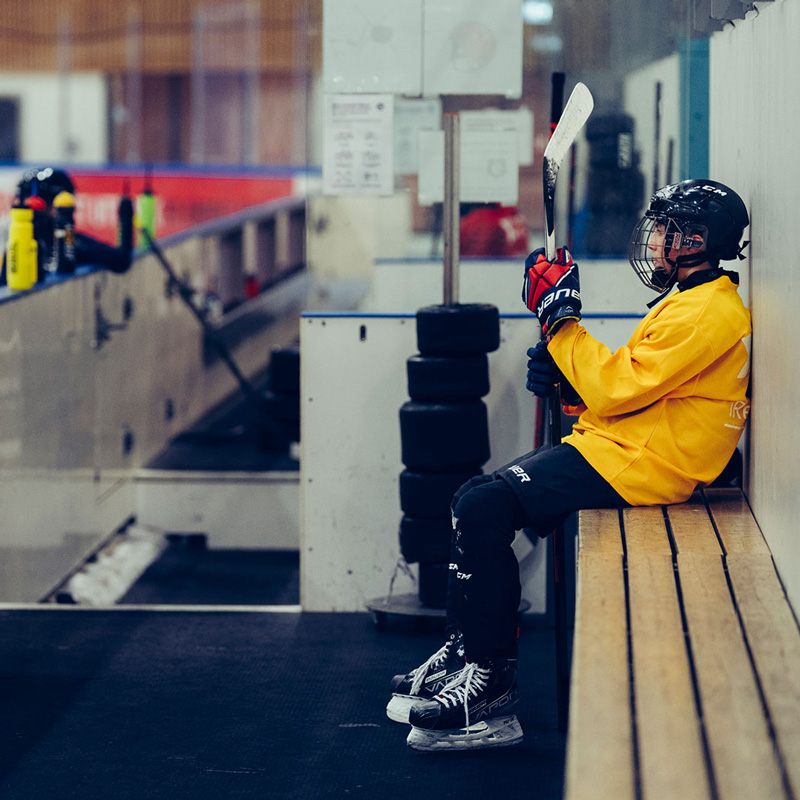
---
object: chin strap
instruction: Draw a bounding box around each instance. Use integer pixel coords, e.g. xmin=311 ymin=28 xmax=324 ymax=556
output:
xmin=647 ymin=285 xmax=674 ymax=308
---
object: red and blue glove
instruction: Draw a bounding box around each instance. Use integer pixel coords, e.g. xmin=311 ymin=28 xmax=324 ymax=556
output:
xmin=522 ymin=246 xmax=582 ymax=336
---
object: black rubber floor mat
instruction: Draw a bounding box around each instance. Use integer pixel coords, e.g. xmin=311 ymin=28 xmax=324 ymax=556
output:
xmin=0 ymin=611 xmax=566 ymax=799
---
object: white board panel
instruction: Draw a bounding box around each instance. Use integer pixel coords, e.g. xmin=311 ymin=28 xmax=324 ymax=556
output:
xmin=423 ymin=0 xmax=522 ymax=97
xmin=323 ymin=0 xmax=423 ymax=94
xmin=707 ymin=1 xmax=800 ymax=617
xmin=300 ymin=313 xmax=578 ymax=613
xmin=300 ymin=316 xmax=417 ymax=612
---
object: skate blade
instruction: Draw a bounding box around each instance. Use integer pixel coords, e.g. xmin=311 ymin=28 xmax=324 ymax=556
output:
xmin=386 ymin=694 xmax=418 ymax=724
xmin=407 ymin=714 xmax=523 ymax=752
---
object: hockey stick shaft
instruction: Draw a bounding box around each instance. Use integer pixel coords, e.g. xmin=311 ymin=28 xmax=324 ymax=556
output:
xmin=541 ymin=78 xmax=594 ymax=735
xmin=534 ymin=72 xmax=566 ymax=451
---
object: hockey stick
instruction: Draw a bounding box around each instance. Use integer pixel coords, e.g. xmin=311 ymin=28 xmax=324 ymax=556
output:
xmin=541 ymin=80 xmax=593 ymax=734
xmin=543 ymin=81 xmax=594 ymax=262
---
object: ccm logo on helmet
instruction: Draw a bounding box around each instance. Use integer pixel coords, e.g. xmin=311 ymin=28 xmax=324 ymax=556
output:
xmin=537 ymin=288 xmax=581 ymax=316
xmin=702 ymin=184 xmax=728 ymax=196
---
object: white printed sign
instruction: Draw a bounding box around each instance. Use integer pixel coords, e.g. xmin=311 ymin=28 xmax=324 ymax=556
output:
xmin=323 ymin=95 xmax=395 ymax=195
xmin=394 ymin=97 xmax=442 ymax=175
xmin=417 ymin=128 xmax=519 ymax=205
xmin=460 ymin=107 xmax=534 ymax=166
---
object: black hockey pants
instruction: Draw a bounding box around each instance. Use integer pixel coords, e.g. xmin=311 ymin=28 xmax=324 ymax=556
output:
xmin=447 ymin=443 xmax=628 ymax=662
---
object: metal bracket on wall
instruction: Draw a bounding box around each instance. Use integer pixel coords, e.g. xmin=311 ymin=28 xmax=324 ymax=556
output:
xmin=696 ymin=0 xmax=761 ymax=30
xmin=711 ymin=0 xmax=754 ymax=20
xmin=92 ymin=297 xmax=133 ymax=350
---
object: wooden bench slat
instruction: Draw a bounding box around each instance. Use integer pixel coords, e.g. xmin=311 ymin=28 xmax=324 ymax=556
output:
xmin=676 ymin=553 xmax=786 ymax=800
xmin=622 ymin=506 xmax=672 ymax=555
xmin=565 ymin=552 xmax=635 ymax=800
xmin=627 ymin=553 xmax=712 ymax=800
xmin=704 ymin=489 xmax=771 ymax=555
xmin=726 ymin=554 xmax=800 ymax=799
xmin=578 ymin=508 xmax=624 ymax=555
xmin=667 ymin=496 xmax=724 ymax=555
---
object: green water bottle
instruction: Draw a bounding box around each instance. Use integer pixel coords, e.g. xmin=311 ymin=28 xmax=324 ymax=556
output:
xmin=136 ymin=168 xmax=156 ymax=246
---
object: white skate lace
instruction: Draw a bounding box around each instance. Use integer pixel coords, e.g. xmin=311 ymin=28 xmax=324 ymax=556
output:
xmin=409 ymin=638 xmax=453 ymax=696
xmin=435 ymin=662 xmax=491 ymax=730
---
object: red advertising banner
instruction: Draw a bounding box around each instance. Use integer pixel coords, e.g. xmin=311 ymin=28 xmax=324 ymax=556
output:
xmin=0 ymin=167 xmax=298 ymax=245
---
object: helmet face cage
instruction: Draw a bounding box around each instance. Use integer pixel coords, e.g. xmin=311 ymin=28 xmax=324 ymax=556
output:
xmin=629 ymin=180 xmax=749 ymax=293
xmin=628 ymin=212 xmax=705 ymax=292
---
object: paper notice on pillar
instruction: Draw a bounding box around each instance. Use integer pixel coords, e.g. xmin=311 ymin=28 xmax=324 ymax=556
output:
xmin=422 ymin=0 xmax=522 ymax=97
xmin=323 ymin=95 xmax=395 ymax=195
xmin=460 ymin=129 xmax=519 ymax=204
xmin=417 ymin=128 xmax=518 ymax=206
xmin=394 ymin=97 xmax=442 ymax=175
xmin=460 ymin=107 xmax=534 ymax=166
xmin=323 ymin=0 xmax=423 ymax=95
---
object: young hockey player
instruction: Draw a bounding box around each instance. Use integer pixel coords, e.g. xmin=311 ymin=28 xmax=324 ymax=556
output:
xmin=387 ymin=180 xmax=752 ymax=752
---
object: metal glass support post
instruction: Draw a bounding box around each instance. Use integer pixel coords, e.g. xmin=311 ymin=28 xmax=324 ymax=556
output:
xmin=443 ymin=113 xmax=460 ymax=305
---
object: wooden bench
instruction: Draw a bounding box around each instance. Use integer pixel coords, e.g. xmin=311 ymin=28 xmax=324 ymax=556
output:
xmin=565 ymin=488 xmax=800 ymax=800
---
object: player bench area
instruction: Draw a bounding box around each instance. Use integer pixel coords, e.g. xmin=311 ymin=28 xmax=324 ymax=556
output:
xmin=564 ymin=488 xmax=800 ymax=800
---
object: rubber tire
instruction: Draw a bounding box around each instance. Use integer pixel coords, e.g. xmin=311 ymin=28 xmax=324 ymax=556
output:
xmin=399 ymin=468 xmax=481 ymax=518
xmin=268 ymin=345 xmax=300 ymax=395
xmin=588 ymin=133 xmax=635 ymax=169
xmin=406 ymin=353 xmax=490 ymax=402
xmin=585 ymin=211 xmax=640 ymax=257
xmin=416 ymin=303 xmax=500 ymax=356
xmin=399 ymin=516 xmax=451 ymax=564
xmin=588 ymin=167 xmax=645 ymax=213
xmin=418 ymin=562 xmax=450 ymax=609
xmin=262 ymin=389 xmax=300 ymax=422
xmin=585 ymin=112 xmax=635 ymax=141
xmin=399 ymin=401 xmax=490 ymax=471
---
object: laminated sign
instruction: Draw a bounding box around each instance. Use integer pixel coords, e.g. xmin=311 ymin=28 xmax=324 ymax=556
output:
xmin=323 ymin=95 xmax=395 ymax=195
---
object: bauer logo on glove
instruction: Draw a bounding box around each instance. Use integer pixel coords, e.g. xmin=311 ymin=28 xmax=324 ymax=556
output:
xmin=522 ymin=246 xmax=582 ymax=335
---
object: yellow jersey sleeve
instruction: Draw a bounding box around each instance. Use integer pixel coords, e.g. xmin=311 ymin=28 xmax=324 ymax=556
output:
xmin=545 ymin=276 xmax=752 ymax=506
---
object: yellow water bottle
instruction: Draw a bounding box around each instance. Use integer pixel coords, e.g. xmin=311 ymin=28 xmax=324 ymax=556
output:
xmin=6 ymin=205 xmax=37 ymax=291
xmin=53 ymin=191 xmax=76 ymax=274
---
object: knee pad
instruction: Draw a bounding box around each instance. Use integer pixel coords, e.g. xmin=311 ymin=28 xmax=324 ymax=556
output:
xmin=452 ymin=480 xmax=524 ymax=556
xmin=450 ymin=472 xmax=494 ymax=515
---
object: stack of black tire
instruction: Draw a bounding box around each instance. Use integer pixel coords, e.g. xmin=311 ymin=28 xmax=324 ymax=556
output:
xmin=263 ymin=344 xmax=301 ymax=443
xmin=584 ymin=113 xmax=645 ymax=257
xmin=398 ymin=303 xmax=500 ymax=609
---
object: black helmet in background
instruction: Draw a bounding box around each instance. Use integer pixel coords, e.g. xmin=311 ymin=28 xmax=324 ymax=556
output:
xmin=16 ymin=167 xmax=75 ymax=208
xmin=629 ymin=180 xmax=749 ymax=293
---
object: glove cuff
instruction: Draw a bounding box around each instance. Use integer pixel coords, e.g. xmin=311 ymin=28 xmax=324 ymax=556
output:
xmin=543 ymin=306 xmax=581 ymax=337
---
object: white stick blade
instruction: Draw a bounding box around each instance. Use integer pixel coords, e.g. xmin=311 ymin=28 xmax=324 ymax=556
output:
xmin=543 ymin=82 xmax=594 ymax=165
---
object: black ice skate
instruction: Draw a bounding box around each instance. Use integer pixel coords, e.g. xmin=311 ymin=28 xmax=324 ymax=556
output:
xmin=406 ymin=659 xmax=522 ymax=752
xmin=386 ymin=629 xmax=466 ymax=723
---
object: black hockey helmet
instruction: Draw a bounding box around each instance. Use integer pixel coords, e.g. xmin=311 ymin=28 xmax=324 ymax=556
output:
xmin=629 ymin=180 xmax=749 ymax=292
xmin=16 ymin=167 xmax=75 ymax=207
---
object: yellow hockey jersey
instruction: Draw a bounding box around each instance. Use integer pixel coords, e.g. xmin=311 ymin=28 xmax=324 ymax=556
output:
xmin=548 ymin=273 xmax=751 ymax=505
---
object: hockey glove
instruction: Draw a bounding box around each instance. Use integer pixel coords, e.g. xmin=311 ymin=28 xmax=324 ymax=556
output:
xmin=526 ymin=341 xmax=583 ymax=405
xmin=526 ymin=340 xmax=557 ymax=397
xmin=522 ymin=246 xmax=582 ymax=336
